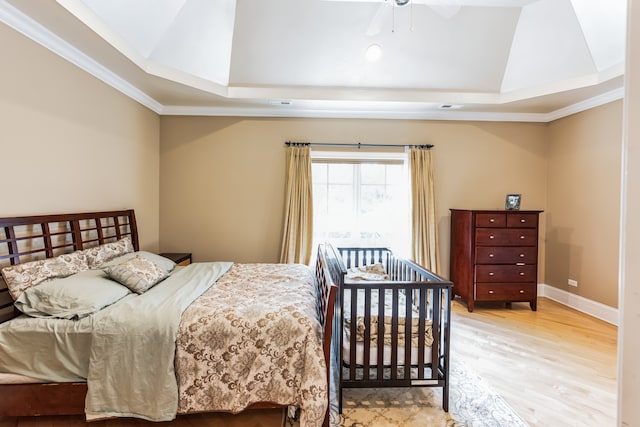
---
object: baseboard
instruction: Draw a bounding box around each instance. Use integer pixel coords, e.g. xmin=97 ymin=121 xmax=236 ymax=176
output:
xmin=537 ymin=283 xmax=619 ymax=326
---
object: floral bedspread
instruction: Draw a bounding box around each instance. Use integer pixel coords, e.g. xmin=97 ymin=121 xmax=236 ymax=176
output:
xmin=174 ymin=263 xmax=327 ymax=427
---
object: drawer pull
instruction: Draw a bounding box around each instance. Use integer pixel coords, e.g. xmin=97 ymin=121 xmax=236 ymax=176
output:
xmin=519 ymin=289 xmax=525 ymax=293
xmin=516 ymin=262 xmax=525 ymax=266
xmin=489 ymin=235 xmax=495 ymax=239
xmin=519 ymin=272 xmax=525 ymax=276
xmin=489 ymin=272 xmax=495 ymax=276
xmin=490 ymin=218 xmax=495 ymax=223
xmin=519 ymin=253 xmax=525 ymax=257
xmin=520 ymin=235 xmax=525 ymax=239
xmin=488 ymin=290 xmax=494 ymax=294
xmin=520 ymin=219 xmax=526 ymax=223
xmin=489 ymin=253 xmax=494 ymax=258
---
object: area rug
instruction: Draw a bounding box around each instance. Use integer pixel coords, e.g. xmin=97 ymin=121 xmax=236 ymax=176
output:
xmin=329 ymin=360 xmax=528 ymax=427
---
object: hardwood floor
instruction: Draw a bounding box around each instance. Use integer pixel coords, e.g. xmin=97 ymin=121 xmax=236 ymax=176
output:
xmin=1 ymin=296 xmax=618 ymax=427
xmin=451 ymin=296 xmax=618 ymax=426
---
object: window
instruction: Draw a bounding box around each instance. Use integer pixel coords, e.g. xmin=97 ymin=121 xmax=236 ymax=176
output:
xmin=311 ymin=151 xmax=410 ymax=257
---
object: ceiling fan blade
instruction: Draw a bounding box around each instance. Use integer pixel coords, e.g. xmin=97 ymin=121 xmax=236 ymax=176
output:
xmin=366 ymin=3 xmax=392 ymax=36
xmin=413 ymin=0 xmax=462 ymax=19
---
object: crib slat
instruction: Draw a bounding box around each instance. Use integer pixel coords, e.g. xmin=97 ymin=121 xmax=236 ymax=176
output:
xmin=390 ymin=287 xmax=399 ymax=380
xmin=349 ymin=288 xmax=357 ymax=381
xmin=417 ymin=287 xmax=426 ymax=379
xmin=377 ymin=287 xmax=385 ymax=380
xmin=363 ymin=287 xmax=371 ymax=380
xmin=404 ymin=287 xmax=412 ymax=379
xmin=431 ymin=287 xmax=441 ymax=380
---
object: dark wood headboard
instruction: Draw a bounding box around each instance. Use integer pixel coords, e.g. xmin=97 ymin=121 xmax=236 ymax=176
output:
xmin=0 ymin=209 xmax=139 ymax=322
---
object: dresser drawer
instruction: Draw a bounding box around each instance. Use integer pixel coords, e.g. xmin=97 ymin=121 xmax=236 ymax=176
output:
xmin=475 ymin=228 xmax=538 ymax=246
xmin=475 ymin=283 xmax=537 ymax=301
xmin=507 ymin=213 xmax=539 ymax=228
xmin=476 ymin=246 xmax=537 ymax=264
xmin=475 ymin=264 xmax=537 ymax=282
xmin=476 ymin=213 xmax=505 ymax=228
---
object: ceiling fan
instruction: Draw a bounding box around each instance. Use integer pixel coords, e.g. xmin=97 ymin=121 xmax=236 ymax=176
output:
xmin=324 ymin=0 xmax=539 ymax=36
xmin=365 ymin=0 xmax=461 ymax=36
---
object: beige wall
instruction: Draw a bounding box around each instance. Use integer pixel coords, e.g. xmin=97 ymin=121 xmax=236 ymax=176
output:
xmin=546 ymin=102 xmax=623 ymax=308
xmin=160 ymin=116 xmax=548 ymax=273
xmin=0 ymin=23 xmax=161 ymax=251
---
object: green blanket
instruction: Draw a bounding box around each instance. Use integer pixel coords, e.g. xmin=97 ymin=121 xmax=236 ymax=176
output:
xmin=84 ymin=262 xmax=232 ymax=421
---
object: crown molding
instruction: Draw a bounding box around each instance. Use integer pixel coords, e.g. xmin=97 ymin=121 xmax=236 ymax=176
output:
xmin=159 ymin=104 xmax=552 ymax=122
xmin=545 ymin=87 xmax=625 ymax=121
xmin=0 ymin=0 xmax=625 ymax=123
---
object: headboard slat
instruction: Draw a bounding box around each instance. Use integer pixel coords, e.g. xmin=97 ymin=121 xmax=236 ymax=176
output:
xmin=42 ymin=223 xmax=53 ymax=258
xmin=113 ymin=216 xmax=121 ymax=241
xmin=94 ymin=217 xmax=105 ymax=246
xmin=5 ymin=226 xmax=18 ymax=266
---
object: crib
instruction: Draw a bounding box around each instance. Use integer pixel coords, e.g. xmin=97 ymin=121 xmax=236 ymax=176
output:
xmin=318 ymin=244 xmax=453 ymax=413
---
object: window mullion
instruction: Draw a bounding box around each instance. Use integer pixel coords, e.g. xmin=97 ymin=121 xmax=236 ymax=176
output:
xmin=354 ymin=164 xmax=361 ymax=238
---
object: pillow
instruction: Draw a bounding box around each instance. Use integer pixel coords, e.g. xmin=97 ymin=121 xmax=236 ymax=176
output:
xmin=100 ymin=250 xmax=177 ymax=273
xmin=103 ymin=255 xmax=169 ymax=294
xmin=84 ymin=236 xmax=134 ymax=268
xmin=14 ymin=269 xmax=130 ymax=319
xmin=1 ymin=251 xmax=89 ymax=301
xmin=346 ymin=263 xmax=390 ymax=281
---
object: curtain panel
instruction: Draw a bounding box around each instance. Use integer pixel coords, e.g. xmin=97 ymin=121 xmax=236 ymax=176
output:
xmin=409 ymin=148 xmax=441 ymax=273
xmin=279 ymin=145 xmax=314 ymax=264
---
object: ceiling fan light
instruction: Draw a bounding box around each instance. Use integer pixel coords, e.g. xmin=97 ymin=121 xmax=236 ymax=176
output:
xmin=365 ymin=43 xmax=383 ymax=62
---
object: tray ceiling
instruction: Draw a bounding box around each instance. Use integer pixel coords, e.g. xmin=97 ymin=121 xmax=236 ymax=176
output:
xmin=0 ymin=0 xmax=628 ymax=121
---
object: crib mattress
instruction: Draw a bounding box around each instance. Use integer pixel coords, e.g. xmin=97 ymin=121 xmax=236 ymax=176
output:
xmin=342 ymin=330 xmax=433 ymax=366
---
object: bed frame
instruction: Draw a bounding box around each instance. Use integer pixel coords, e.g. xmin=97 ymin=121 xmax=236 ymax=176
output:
xmin=319 ymin=244 xmax=452 ymax=413
xmin=0 ymin=210 xmax=337 ymax=427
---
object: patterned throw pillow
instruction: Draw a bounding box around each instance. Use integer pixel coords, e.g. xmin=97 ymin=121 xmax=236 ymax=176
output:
xmin=84 ymin=236 xmax=134 ymax=268
xmin=103 ymin=255 xmax=168 ymax=294
xmin=1 ymin=251 xmax=89 ymax=301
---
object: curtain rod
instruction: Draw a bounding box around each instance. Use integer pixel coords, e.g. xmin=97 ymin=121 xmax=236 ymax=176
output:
xmin=285 ymin=141 xmax=433 ymax=149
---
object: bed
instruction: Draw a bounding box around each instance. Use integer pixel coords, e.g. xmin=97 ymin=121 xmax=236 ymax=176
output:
xmin=318 ymin=244 xmax=452 ymax=413
xmin=0 ymin=209 xmax=338 ymax=427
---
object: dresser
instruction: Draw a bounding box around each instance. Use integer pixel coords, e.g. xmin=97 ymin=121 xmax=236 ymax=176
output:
xmin=449 ymin=209 xmax=542 ymax=312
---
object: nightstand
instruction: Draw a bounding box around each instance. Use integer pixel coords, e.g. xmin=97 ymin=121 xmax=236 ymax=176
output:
xmin=159 ymin=252 xmax=192 ymax=266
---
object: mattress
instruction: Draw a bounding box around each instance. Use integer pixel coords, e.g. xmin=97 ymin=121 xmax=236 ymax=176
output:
xmin=0 ymin=314 xmax=94 ymax=382
xmin=0 ymin=372 xmax=47 ymax=384
xmin=342 ymin=330 xmax=433 ymax=366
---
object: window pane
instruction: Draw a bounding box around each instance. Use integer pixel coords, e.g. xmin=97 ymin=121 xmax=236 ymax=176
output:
xmin=312 ymin=163 xmax=327 ymax=183
xmin=328 ymin=164 xmax=353 ymax=184
xmin=327 ymin=184 xmax=353 ymax=214
xmin=312 ymin=184 xmax=328 ymax=216
xmin=360 ymin=163 xmax=385 ymax=185
xmin=386 ymin=165 xmax=403 ymax=185
xmin=360 ymin=184 xmax=386 ymax=215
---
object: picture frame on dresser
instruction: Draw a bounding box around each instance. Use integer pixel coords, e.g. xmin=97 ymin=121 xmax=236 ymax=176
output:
xmin=505 ymin=194 xmax=521 ymax=210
